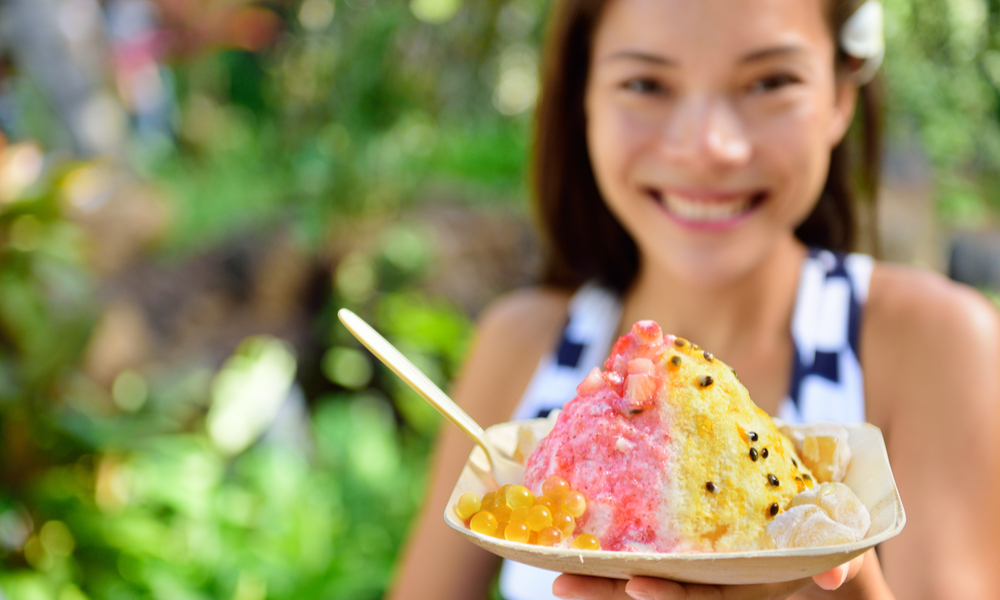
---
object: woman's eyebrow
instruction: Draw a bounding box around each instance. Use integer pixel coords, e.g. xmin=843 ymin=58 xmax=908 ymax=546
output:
xmin=599 ymin=45 xmax=806 ymax=66
xmin=598 ymin=50 xmax=677 ymax=66
xmin=740 ymin=44 xmax=807 ymax=64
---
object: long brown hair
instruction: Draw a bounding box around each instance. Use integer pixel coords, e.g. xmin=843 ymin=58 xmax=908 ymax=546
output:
xmin=532 ymin=0 xmax=883 ymax=293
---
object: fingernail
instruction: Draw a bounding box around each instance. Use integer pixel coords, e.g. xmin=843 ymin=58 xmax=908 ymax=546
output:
xmin=625 ymin=590 xmax=652 ymax=600
xmin=816 ymin=564 xmax=849 ymax=591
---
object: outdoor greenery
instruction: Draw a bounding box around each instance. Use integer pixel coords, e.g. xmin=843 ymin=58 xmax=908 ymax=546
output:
xmin=1 ymin=1 xmax=999 ymax=599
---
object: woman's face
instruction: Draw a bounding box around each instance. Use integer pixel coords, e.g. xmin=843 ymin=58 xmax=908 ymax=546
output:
xmin=584 ymin=0 xmax=857 ymax=287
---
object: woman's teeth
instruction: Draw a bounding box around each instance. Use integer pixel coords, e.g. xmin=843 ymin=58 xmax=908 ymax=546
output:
xmin=661 ymin=193 xmax=753 ymax=222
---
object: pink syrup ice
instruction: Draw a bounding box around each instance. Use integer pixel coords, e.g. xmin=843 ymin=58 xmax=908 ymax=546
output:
xmin=524 ymin=321 xmax=682 ymax=552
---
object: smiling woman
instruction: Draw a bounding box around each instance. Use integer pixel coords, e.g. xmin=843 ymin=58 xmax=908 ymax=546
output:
xmin=387 ymin=1 xmax=1000 ymax=600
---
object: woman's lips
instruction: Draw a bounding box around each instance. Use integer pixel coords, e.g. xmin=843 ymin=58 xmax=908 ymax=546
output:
xmin=647 ymin=189 xmax=765 ymax=225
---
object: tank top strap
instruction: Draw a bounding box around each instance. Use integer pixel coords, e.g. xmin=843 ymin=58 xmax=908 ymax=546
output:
xmin=509 ymin=282 xmax=622 ymax=421
xmin=777 ymin=249 xmax=874 ymax=425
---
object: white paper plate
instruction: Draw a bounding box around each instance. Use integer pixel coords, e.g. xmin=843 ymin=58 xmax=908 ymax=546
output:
xmin=444 ymin=419 xmax=905 ymax=585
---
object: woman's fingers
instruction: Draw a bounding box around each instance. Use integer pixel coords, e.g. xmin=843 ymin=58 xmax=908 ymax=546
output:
xmin=810 ymin=552 xmax=867 ymax=590
xmin=552 ymin=551 xmax=868 ymax=600
xmin=552 ymin=574 xmax=808 ymax=600
xmin=553 ymin=574 xmax=632 ymax=599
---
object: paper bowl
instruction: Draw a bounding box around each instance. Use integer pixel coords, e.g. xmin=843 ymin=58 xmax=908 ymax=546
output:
xmin=444 ymin=419 xmax=905 ymax=585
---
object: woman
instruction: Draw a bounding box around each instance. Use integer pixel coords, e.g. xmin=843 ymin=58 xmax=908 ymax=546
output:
xmin=389 ymin=1 xmax=1000 ymax=598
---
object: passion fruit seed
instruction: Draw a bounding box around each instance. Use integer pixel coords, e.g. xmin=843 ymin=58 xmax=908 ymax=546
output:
xmin=572 ymin=534 xmax=601 ymax=551
xmin=748 ymin=431 xmax=759 ymax=442
xmin=670 ymin=355 xmax=682 ymax=367
xmin=697 ymin=375 xmax=714 ymax=387
xmin=456 ymin=493 xmax=482 ymax=520
xmin=750 ymin=448 xmax=758 ymax=461
xmin=769 ymin=502 xmax=779 ymax=516
xmin=675 ymin=338 xmax=688 ymax=348
xmin=761 ymin=448 xmax=769 ymax=459
xmin=703 ymin=351 xmax=713 ymax=361
xmin=768 ymin=474 xmax=780 ymax=486
xmin=706 ymin=481 xmax=718 ymax=493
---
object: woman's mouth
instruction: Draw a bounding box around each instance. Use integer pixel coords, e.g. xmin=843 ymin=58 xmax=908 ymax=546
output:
xmin=648 ymin=189 xmax=765 ymax=225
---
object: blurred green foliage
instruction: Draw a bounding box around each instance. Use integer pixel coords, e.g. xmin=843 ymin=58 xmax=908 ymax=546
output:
xmin=883 ymin=0 xmax=1000 ymax=221
xmin=3 ymin=0 xmax=1000 ymax=599
xmin=150 ymin=0 xmax=538 ymax=256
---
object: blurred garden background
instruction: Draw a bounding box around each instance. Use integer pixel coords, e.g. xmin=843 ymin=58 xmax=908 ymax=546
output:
xmin=0 ymin=0 xmax=998 ymax=599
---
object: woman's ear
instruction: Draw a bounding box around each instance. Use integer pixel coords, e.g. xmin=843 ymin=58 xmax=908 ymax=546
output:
xmin=828 ymin=73 xmax=860 ymax=146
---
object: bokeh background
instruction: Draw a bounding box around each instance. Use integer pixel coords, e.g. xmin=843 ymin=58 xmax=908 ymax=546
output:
xmin=0 ymin=0 xmax=998 ymax=599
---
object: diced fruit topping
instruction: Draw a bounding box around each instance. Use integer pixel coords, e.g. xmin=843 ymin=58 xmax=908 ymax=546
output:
xmin=577 ymin=367 xmax=607 ymax=395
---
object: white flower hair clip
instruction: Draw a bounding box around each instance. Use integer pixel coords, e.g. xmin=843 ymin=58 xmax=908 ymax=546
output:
xmin=840 ymin=0 xmax=884 ymax=85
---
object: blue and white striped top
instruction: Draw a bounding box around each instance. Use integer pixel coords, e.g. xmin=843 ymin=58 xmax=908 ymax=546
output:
xmin=499 ymin=249 xmax=875 ymax=600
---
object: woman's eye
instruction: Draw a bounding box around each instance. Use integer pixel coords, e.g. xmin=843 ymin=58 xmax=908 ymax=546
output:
xmin=749 ymin=74 xmax=799 ymax=93
xmin=623 ymin=78 xmax=665 ymax=94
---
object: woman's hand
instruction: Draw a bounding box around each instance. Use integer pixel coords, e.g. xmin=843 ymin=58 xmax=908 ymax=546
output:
xmin=551 ymin=553 xmax=868 ymax=600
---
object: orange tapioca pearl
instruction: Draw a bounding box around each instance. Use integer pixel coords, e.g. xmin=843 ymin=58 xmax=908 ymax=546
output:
xmin=470 ymin=511 xmax=498 ymax=536
xmin=504 ymin=520 xmax=531 ymax=543
xmin=533 ymin=495 xmax=555 ymax=510
xmin=571 ymin=534 xmax=600 ymax=550
xmin=537 ymin=526 xmax=563 ymax=546
xmin=493 ymin=502 xmax=512 ymax=524
xmin=561 ymin=490 xmax=586 ymax=518
xmin=542 ymin=475 xmax=570 ymax=503
xmin=526 ymin=505 xmax=553 ymax=532
xmin=455 ymin=492 xmax=482 ymax=521
xmin=506 ymin=485 xmax=533 ymax=510
xmin=552 ymin=510 xmax=575 ymax=538
xmin=496 ymin=485 xmax=511 ymax=502
xmin=510 ymin=507 xmax=529 ymax=523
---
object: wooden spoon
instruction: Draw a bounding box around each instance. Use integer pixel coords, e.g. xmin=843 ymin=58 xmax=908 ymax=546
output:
xmin=338 ymin=308 xmax=525 ymax=486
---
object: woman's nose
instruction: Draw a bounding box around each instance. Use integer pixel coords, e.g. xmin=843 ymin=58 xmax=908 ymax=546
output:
xmin=660 ymin=95 xmax=751 ymax=167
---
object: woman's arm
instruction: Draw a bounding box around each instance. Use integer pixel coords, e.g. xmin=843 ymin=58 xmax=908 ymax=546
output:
xmin=863 ymin=265 xmax=1000 ymax=600
xmin=387 ymin=288 xmax=572 ymax=600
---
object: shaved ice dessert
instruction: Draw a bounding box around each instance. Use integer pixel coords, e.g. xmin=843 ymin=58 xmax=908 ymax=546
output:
xmin=521 ymin=320 xmax=868 ymax=553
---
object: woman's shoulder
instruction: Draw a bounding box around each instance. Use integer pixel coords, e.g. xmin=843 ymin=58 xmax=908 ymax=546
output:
xmin=863 ymin=261 xmax=1000 ymax=423
xmin=866 ymin=261 xmax=999 ymax=343
xmin=475 ymin=285 xmax=576 ymax=346
xmin=451 ymin=286 xmax=575 ymax=425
